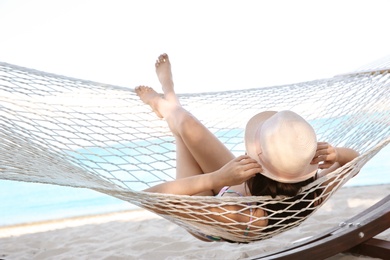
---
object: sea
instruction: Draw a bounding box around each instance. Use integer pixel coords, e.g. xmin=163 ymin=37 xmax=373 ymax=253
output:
xmin=0 ymin=143 xmax=389 ymax=227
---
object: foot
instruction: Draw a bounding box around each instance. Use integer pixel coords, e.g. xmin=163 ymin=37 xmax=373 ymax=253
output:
xmin=155 ymin=53 xmax=179 ymax=104
xmin=135 ymin=86 xmax=163 ymax=118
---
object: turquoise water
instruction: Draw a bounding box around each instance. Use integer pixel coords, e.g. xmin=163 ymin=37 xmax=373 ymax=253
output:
xmin=0 ymin=180 xmax=132 ymax=227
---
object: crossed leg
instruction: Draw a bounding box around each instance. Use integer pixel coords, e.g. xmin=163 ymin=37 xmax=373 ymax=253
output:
xmin=135 ymin=54 xmax=235 ymax=195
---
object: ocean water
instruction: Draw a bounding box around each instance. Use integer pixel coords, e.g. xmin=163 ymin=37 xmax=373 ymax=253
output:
xmin=1 ymin=144 xmax=389 ymax=227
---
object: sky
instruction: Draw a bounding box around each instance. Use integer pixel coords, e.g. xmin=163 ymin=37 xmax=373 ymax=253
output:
xmin=0 ymin=0 xmax=389 ymax=93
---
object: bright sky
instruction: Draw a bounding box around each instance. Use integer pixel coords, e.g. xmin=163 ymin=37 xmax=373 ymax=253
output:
xmin=0 ymin=0 xmax=389 ymax=93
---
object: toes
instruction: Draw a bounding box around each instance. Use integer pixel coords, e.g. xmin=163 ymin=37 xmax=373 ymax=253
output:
xmin=135 ymin=85 xmax=149 ymax=94
xmin=160 ymin=53 xmax=168 ymax=61
xmin=135 ymin=86 xmax=142 ymax=95
xmin=155 ymin=53 xmax=169 ymax=67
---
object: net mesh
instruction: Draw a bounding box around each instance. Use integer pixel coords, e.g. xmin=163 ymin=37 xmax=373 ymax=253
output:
xmin=0 ymin=60 xmax=389 ymax=242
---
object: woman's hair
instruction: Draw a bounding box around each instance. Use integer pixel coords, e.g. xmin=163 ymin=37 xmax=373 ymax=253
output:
xmin=246 ymin=173 xmax=321 ymax=233
xmin=246 ymin=173 xmax=316 ymax=198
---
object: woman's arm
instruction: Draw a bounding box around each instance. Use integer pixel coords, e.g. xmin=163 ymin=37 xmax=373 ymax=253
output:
xmin=309 ymin=142 xmax=360 ymax=206
xmin=333 ymin=147 xmax=360 ymax=166
xmin=143 ymin=173 xmax=215 ymax=195
xmin=311 ymin=142 xmax=360 ymax=176
xmin=144 ymin=155 xmax=262 ymax=195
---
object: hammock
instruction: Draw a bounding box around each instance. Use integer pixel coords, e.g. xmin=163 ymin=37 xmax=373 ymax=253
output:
xmin=0 ymin=58 xmax=389 ymax=243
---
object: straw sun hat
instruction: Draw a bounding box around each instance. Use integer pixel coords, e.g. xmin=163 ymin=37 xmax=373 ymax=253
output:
xmin=245 ymin=110 xmax=318 ymax=183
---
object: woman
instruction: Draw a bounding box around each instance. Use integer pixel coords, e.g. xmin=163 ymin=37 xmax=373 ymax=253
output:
xmin=135 ymin=53 xmax=359 ymax=242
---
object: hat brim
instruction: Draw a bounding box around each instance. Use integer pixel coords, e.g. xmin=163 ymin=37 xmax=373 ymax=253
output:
xmin=245 ymin=111 xmax=277 ymax=164
xmin=244 ymin=111 xmax=318 ymax=183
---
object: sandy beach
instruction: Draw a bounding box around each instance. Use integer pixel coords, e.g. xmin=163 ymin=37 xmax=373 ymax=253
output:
xmin=1 ymin=184 xmax=389 ymax=260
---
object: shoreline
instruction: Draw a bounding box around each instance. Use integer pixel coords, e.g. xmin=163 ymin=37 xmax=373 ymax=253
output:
xmin=1 ymin=184 xmax=389 ymax=259
xmin=0 ymin=208 xmax=157 ymax=238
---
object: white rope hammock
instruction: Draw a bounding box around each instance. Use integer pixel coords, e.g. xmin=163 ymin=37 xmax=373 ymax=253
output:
xmin=0 ymin=59 xmax=389 ymax=243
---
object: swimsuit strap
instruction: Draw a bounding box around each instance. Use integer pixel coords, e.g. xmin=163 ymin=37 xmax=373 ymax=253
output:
xmin=244 ymin=207 xmax=254 ymax=236
xmin=217 ymin=186 xmax=231 ymax=196
xmin=217 ymin=186 xmax=245 ymax=197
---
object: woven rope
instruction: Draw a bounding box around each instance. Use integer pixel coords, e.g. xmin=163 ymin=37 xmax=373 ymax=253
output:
xmin=0 ymin=60 xmax=389 ymax=242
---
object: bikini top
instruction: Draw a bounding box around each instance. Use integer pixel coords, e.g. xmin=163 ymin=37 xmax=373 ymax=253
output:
xmin=216 ymin=186 xmax=245 ymax=197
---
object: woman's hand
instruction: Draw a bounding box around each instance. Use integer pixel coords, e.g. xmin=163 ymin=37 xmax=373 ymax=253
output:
xmin=311 ymin=142 xmax=338 ymax=169
xmin=214 ymin=155 xmax=262 ymax=187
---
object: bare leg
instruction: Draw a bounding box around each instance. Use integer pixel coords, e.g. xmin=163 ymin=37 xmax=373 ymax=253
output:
xmin=136 ymin=55 xmax=262 ymax=239
xmin=136 ymin=54 xmax=234 ymax=194
xmin=155 ymin=53 xmax=179 ymax=104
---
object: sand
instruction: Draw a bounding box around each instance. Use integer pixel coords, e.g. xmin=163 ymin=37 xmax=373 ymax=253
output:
xmin=1 ymin=184 xmax=389 ymax=260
